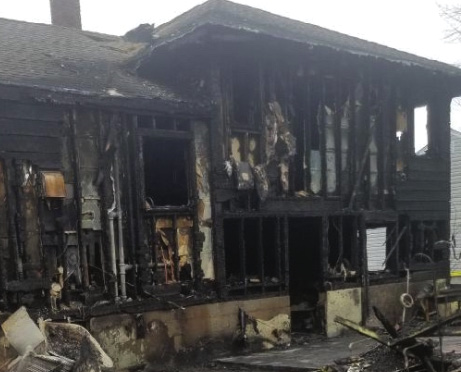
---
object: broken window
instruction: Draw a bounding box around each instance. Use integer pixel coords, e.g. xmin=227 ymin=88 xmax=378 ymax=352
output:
xmin=143 ymin=138 xmax=189 ymax=207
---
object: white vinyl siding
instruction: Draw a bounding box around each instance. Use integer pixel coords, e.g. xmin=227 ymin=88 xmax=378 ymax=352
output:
xmin=451 ymin=130 xmax=461 ymax=272
xmin=367 ymin=227 xmax=387 ymax=271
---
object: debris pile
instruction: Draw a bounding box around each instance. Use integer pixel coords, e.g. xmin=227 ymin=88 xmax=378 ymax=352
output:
xmin=0 ymin=307 xmax=113 ymax=372
xmin=332 ymin=306 xmax=461 ymax=372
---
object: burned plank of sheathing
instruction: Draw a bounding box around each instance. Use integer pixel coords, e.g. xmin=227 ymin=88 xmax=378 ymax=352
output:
xmin=262 ymin=101 xmax=297 ymax=196
xmin=279 ymin=158 xmax=290 ymax=194
xmin=310 ymin=150 xmax=322 ymax=194
xmin=325 ymin=105 xmax=337 ymax=194
xmin=253 ymin=164 xmax=269 ymax=201
xmin=233 ymin=161 xmax=255 ymax=190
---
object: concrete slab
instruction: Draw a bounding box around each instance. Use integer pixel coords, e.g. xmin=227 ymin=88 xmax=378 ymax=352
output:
xmin=216 ymin=334 xmax=377 ymax=371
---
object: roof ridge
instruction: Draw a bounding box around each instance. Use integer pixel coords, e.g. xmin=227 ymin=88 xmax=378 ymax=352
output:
xmin=150 ymin=0 xmax=461 ymax=76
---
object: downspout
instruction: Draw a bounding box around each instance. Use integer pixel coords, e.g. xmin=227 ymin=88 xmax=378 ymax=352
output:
xmin=114 ymin=150 xmax=128 ymax=300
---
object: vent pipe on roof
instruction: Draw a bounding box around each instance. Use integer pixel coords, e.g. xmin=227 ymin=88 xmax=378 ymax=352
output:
xmin=49 ymin=0 xmax=82 ymax=30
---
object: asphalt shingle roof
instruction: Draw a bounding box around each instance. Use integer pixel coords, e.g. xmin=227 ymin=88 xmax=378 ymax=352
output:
xmin=152 ymin=0 xmax=461 ymax=77
xmin=0 ymin=17 xmax=197 ymax=106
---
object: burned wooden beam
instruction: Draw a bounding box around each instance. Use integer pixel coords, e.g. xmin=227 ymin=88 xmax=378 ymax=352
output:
xmin=334 ymin=316 xmax=389 ymax=346
xmin=373 ymin=306 xmax=398 ymax=338
xmin=335 ymin=315 xmax=436 ymax=372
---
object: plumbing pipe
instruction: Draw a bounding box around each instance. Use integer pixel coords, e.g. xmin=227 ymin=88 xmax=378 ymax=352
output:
xmin=108 ymin=165 xmax=118 ymax=299
xmin=114 ymin=150 xmax=127 ymax=300
xmin=108 ymin=211 xmax=118 ymax=299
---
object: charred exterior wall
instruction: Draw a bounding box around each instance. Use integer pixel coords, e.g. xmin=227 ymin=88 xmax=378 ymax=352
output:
xmin=144 ymin=33 xmax=453 ymax=319
xmin=0 ymin=98 xmax=214 ymax=311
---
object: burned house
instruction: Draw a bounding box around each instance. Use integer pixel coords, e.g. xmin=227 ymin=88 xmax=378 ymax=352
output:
xmin=0 ymin=0 xmax=460 ymax=367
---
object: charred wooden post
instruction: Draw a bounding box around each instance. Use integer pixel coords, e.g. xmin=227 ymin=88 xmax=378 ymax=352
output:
xmin=69 ymin=109 xmax=89 ymax=290
xmin=121 ymin=115 xmax=138 ymax=297
xmin=322 ymin=215 xmax=329 ymax=281
xmin=239 ymin=218 xmax=246 ymax=293
xmin=4 ymin=160 xmax=23 ymax=282
xmin=334 ymin=78 xmax=342 ymax=197
xmin=283 ymin=216 xmax=289 ymax=288
xmin=275 ymin=217 xmax=282 ymax=293
xmin=258 ymin=217 xmax=264 ymax=293
xmin=132 ymin=118 xmax=152 ymax=289
xmin=359 ymin=214 xmax=369 ymax=320
xmin=320 ymin=80 xmax=327 ymax=197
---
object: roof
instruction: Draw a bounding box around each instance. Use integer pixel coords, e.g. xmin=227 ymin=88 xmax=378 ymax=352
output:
xmin=152 ymin=0 xmax=461 ymax=76
xmin=0 ymin=17 xmax=203 ymax=110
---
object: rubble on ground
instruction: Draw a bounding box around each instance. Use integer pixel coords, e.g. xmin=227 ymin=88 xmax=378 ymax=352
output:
xmin=0 ymin=306 xmax=113 ymax=372
xmin=331 ymin=307 xmax=461 ymax=372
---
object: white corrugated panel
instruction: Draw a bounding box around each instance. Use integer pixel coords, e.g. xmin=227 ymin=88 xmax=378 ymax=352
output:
xmin=451 ymin=130 xmax=461 ymax=273
xmin=367 ymin=227 xmax=387 ymax=271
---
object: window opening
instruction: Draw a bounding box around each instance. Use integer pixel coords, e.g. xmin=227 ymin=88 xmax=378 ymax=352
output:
xmin=231 ymin=63 xmax=258 ymax=128
xmin=414 ymin=106 xmax=428 ymax=155
xmin=143 ymin=138 xmax=189 ymax=206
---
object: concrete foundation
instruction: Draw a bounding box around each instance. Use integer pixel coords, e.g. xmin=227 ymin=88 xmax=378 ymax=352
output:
xmin=326 ymin=287 xmax=362 ymax=337
xmin=90 ymin=295 xmax=290 ymax=370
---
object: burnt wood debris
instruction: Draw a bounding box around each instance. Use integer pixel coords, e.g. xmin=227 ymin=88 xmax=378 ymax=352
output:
xmin=1 ymin=0 xmax=461 ymax=369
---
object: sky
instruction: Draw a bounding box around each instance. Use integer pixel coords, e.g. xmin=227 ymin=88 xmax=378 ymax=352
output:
xmin=1 ymin=0 xmax=461 ymax=148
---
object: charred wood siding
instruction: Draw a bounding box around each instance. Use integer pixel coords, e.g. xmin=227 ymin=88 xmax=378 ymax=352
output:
xmin=395 ymin=156 xmax=450 ymax=220
xmin=0 ymin=101 xmax=64 ymax=169
xmin=0 ymin=100 xmax=66 ymax=300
